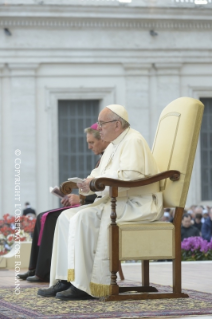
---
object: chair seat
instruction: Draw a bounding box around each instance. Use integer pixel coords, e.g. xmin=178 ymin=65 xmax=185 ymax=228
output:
xmin=118 ymin=221 xmax=175 ymax=260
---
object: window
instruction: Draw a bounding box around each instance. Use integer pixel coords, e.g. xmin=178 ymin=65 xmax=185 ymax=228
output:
xmin=58 ymin=100 xmax=99 ymax=192
xmin=200 ymin=98 xmax=212 ymax=201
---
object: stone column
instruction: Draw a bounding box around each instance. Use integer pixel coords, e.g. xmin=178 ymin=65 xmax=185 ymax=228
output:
xmin=0 ymin=64 xmax=3 ymax=217
xmin=124 ymin=64 xmax=152 ymax=145
xmin=149 ymin=63 xmax=182 ymax=146
xmin=0 ymin=65 xmax=14 ymax=218
xmin=9 ymin=63 xmax=39 ymax=215
xmin=155 ymin=63 xmax=182 ymax=110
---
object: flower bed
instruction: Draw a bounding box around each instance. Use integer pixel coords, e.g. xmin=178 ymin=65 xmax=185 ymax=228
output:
xmin=0 ymin=214 xmax=36 ymax=256
xmin=181 ymin=236 xmax=212 ymax=261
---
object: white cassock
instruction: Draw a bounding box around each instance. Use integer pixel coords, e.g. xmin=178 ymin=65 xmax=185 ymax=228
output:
xmin=50 ymin=127 xmax=163 ymax=297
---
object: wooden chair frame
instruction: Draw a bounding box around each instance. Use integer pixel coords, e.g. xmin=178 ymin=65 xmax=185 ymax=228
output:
xmin=90 ymin=170 xmax=189 ymax=301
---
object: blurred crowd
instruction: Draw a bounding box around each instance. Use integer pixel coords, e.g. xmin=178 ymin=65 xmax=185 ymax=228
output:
xmin=161 ymin=205 xmax=212 ymax=242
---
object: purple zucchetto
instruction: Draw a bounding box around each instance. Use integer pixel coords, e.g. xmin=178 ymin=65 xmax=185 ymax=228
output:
xmin=90 ymin=123 xmax=99 ymax=131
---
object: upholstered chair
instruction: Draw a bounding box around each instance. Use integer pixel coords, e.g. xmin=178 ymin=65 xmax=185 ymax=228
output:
xmin=90 ymin=97 xmax=204 ymax=301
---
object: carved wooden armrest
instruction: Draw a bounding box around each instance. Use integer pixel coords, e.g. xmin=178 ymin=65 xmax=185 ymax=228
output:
xmin=90 ymin=170 xmax=180 ymax=225
xmin=60 ymin=181 xmax=78 ymax=195
xmin=90 ymin=170 xmax=180 ymax=192
xmin=60 ymin=181 xmax=85 ymax=205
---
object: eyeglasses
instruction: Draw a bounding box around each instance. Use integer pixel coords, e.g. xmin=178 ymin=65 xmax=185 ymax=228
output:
xmin=97 ymin=120 xmax=117 ymax=127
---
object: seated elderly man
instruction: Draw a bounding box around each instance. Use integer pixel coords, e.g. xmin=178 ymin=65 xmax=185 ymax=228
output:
xmin=18 ymin=124 xmax=109 ymax=282
xmin=38 ymin=104 xmax=163 ymax=300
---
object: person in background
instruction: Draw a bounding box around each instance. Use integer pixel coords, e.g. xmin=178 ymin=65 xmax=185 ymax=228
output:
xmin=193 ymin=213 xmax=202 ymax=234
xmin=187 ymin=209 xmax=195 ymax=224
xmin=201 ymin=209 xmax=209 ymax=224
xmin=181 ymin=213 xmax=200 ymax=241
xmin=193 ymin=206 xmax=203 ymax=222
xmin=189 ymin=204 xmax=197 ymax=216
xmin=161 ymin=211 xmax=170 ymax=222
xmin=23 ymin=202 xmax=36 ymax=217
xmin=169 ymin=208 xmax=175 ymax=223
xmin=201 ymin=207 xmax=212 ymax=242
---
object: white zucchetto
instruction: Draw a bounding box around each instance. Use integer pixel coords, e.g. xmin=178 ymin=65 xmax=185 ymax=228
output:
xmin=106 ymin=104 xmax=129 ymax=123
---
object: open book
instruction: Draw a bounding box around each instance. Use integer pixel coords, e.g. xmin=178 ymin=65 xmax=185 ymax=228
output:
xmin=49 ymin=186 xmax=65 ymax=199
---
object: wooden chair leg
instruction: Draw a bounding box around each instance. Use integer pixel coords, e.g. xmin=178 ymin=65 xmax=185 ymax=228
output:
xmin=142 ymin=260 xmax=149 ymax=286
xmin=173 ymin=207 xmax=184 ymax=293
xmin=109 ymin=187 xmax=119 ymax=295
xmin=118 ymin=261 xmax=125 ymax=280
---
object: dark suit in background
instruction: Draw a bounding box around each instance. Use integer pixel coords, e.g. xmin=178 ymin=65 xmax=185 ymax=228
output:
xmin=23 ymin=206 xmax=36 ymax=217
xmin=201 ymin=217 xmax=212 ymax=242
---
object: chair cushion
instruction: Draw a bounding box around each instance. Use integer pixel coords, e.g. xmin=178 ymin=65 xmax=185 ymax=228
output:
xmin=118 ymin=221 xmax=175 ymax=260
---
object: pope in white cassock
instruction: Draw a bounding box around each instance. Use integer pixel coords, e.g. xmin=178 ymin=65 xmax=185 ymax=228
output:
xmin=38 ymin=104 xmax=163 ymax=300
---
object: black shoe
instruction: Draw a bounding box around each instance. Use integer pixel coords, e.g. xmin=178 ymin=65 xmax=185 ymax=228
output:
xmin=27 ymin=275 xmax=48 ymax=283
xmin=56 ymin=285 xmax=95 ymax=300
xmin=37 ymin=281 xmax=71 ymax=297
xmin=17 ymin=269 xmax=35 ymax=280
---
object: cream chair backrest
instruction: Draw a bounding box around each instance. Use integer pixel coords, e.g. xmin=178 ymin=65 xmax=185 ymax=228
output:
xmin=152 ymin=97 xmax=204 ymax=208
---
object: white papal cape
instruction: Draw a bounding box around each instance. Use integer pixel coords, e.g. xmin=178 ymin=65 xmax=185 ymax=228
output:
xmin=50 ymin=128 xmax=163 ymax=297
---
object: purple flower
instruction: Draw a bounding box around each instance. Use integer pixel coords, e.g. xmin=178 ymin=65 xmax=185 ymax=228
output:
xmin=181 ymin=237 xmax=210 ymax=253
xmin=181 ymin=238 xmax=191 ymax=250
xmin=207 ymin=239 xmax=212 ymax=251
xmin=200 ymin=239 xmax=208 ymax=253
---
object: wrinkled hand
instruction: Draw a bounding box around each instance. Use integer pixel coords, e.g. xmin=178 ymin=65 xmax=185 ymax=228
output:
xmin=61 ymin=194 xmax=80 ymax=207
xmin=67 ymin=194 xmax=80 ymax=206
xmin=61 ymin=195 xmax=70 ymax=207
xmin=77 ymin=178 xmax=94 ymax=193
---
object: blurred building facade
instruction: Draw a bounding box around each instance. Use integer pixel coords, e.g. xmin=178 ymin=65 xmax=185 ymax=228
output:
xmin=0 ymin=0 xmax=212 ymax=217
